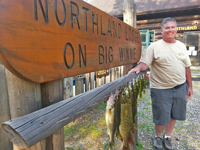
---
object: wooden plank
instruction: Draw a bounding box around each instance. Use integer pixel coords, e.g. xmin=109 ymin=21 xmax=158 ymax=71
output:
xmin=90 ymin=72 xmax=95 ymax=89
xmin=63 ymin=77 xmax=73 ymax=99
xmin=5 ymin=69 xmax=45 ymax=150
xmin=105 ymin=69 xmax=110 ymax=84
xmin=111 ymin=67 xmax=115 ymax=82
xmin=85 ymin=73 xmax=90 ymax=92
xmin=0 ymin=0 xmax=141 ymax=83
xmin=41 ymin=79 xmax=64 ymax=150
xmin=101 ymin=76 xmax=105 ymax=85
xmin=1 ymin=71 xmax=146 ymax=149
xmin=75 ymin=77 xmax=84 ymax=95
xmin=0 ymin=62 xmax=13 ymax=150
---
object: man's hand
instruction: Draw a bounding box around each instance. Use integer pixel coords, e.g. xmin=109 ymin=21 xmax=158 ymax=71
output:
xmin=185 ymin=67 xmax=193 ymax=99
xmin=128 ymin=67 xmax=140 ymax=74
xmin=188 ymin=87 xmax=193 ymax=99
xmin=128 ymin=62 xmax=148 ymax=74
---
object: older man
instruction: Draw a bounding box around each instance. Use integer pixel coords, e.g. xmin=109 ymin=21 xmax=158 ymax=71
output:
xmin=129 ymin=17 xmax=193 ymax=150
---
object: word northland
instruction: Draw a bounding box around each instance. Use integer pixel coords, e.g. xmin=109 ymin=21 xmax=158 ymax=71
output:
xmin=34 ymin=0 xmax=140 ymax=69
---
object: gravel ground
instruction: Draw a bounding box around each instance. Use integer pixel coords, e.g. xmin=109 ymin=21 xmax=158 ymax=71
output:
xmin=137 ymin=87 xmax=200 ymax=150
xmin=65 ymin=86 xmax=200 ymax=150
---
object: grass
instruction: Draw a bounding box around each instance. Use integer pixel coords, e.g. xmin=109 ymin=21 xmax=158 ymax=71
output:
xmin=137 ymin=141 xmax=144 ymax=150
xmin=139 ymin=122 xmax=155 ymax=133
xmin=64 ymin=103 xmax=106 ymax=141
xmin=94 ymin=102 xmax=106 ymax=110
xmin=103 ymin=142 xmax=110 ymax=150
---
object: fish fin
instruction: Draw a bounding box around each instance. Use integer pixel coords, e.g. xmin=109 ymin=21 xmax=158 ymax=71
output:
xmin=122 ymin=145 xmax=130 ymax=150
xmin=131 ymin=127 xmax=135 ymax=133
xmin=115 ymin=131 xmax=121 ymax=139
xmin=131 ymin=123 xmax=137 ymax=133
xmin=120 ymin=137 xmax=123 ymax=142
xmin=109 ymin=141 xmax=114 ymax=149
xmin=128 ymin=133 xmax=134 ymax=146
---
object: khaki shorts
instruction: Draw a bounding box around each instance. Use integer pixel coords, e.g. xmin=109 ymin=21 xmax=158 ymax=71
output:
xmin=150 ymin=82 xmax=188 ymax=126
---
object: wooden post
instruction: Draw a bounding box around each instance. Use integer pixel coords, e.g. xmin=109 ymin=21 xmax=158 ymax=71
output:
xmin=0 ymin=62 xmax=13 ymax=150
xmin=5 ymin=69 xmax=45 ymax=150
xmin=41 ymin=79 xmax=64 ymax=150
xmin=123 ymin=0 xmax=138 ymax=149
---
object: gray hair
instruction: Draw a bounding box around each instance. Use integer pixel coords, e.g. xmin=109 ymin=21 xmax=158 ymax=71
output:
xmin=161 ymin=17 xmax=177 ymax=29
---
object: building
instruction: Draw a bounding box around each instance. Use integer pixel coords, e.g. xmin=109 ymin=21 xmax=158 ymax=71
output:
xmin=88 ymin=0 xmax=200 ymax=84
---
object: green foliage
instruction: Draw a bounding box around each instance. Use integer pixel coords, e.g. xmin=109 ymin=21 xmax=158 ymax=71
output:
xmin=64 ymin=115 xmax=104 ymax=141
xmin=139 ymin=123 xmax=155 ymax=133
xmin=95 ymin=102 xmax=107 ymax=110
xmin=137 ymin=141 xmax=144 ymax=150
xmin=65 ymin=147 xmax=74 ymax=150
xmin=103 ymin=142 xmax=110 ymax=150
xmin=147 ymin=101 xmax=152 ymax=105
xmin=64 ymin=125 xmax=76 ymax=137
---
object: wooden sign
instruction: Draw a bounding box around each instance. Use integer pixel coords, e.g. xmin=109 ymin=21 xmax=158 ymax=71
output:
xmin=0 ymin=0 xmax=141 ymax=83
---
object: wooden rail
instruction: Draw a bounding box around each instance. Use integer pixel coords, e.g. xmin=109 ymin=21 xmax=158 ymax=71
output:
xmin=1 ymin=71 xmax=146 ymax=149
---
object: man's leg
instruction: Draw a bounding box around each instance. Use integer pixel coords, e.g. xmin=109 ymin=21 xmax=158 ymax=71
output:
xmin=165 ymin=119 xmax=176 ymax=136
xmin=162 ymin=119 xmax=176 ymax=150
xmin=155 ymin=119 xmax=176 ymax=137
xmin=153 ymin=124 xmax=165 ymax=150
xmin=155 ymin=124 xmax=165 ymax=137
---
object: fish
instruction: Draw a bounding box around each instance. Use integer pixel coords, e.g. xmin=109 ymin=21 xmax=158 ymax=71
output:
xmin=138 ymin=77 xmax=143 ymax=98
xmin=115 ymin=88 xmax=123 ymax=139
xmin=105 ymin=90 xmax=120 ymax=149
xmin=134 ymin=80 xmax=139 ymax=102
xmin=143 ymin=75 xmax=147 ymax=94
xmin=131 ymin=82 xmax=137 ymax=120
xmin=120 ymin=88 xmax=134 ymax=150
xmin=128 ymin=82 xmax=137 ymax=133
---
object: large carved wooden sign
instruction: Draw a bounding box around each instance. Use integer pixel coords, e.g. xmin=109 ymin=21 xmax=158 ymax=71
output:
xmin=0 ymin=0 xmax=141 ymax=83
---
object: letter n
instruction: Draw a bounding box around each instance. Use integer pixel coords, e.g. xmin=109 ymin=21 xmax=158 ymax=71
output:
xmin=34 ymin=0 xmax=48 ymax=24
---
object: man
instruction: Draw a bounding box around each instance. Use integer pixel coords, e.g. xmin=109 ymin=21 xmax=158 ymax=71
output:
xmin=128 ymin=17 xmax=193 ymax=150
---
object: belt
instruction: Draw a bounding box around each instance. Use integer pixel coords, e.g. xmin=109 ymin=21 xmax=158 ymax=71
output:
xmin=174 ymin=82 xmax=185 ymax=89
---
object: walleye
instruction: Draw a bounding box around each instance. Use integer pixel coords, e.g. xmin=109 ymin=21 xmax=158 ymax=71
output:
xmin=105 ymin=90 xmax=120 ymax=148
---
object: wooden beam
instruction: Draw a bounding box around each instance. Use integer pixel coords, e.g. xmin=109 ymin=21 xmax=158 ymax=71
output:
xmin=1 ymin=71 xmax=146 ymax=149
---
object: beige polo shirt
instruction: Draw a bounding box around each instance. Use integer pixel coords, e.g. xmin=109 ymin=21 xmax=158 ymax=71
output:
xmin=141 ymin=39 xmax=191 ymax=89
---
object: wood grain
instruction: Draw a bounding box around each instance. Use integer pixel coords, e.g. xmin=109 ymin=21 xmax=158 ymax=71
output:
xmin=0 ymin=63 xmax=13 ymax=150
xmin=0 ymin=0 xmax=141 ymax=83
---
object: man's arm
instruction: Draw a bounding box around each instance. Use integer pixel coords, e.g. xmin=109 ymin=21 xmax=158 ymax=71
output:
xmin=128 ymin=62 xmax=148 ymax=74
xmin=186 ymin=67 xmax=193 ymax=99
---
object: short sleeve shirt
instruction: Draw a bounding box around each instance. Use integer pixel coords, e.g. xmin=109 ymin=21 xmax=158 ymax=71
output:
xmin=141 ymin=39 xmax=191 ymax=89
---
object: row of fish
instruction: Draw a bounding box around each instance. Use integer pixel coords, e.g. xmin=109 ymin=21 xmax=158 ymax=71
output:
xmin=105 ymin=76 xmax=147 ymax=150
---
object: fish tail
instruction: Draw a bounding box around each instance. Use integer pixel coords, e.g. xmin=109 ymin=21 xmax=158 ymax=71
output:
xmin=128 ymin=133 xmax=134 ymax=146
xmin=139 ymin=93 xmax=142 ymax=98
xmin=131 ymin=126 xmax=135 ymax=133
xmin=115 ymin=131 xmax=121 ymax=139
xmin=109 ymin=141 xmax=114 ymax=149
xmin=122 ymin=145 xmax=130 ymax=150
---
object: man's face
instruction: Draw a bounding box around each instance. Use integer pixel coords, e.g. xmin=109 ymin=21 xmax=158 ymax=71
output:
xmin=161 ymin=21 xmax=177 ymax=42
